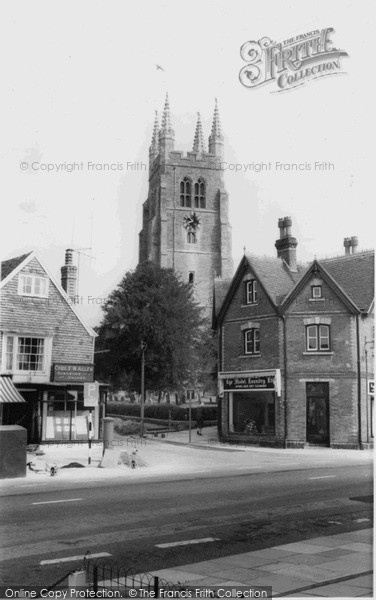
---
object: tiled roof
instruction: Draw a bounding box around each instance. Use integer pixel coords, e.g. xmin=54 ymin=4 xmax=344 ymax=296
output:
xmin=0 ymin=252 xmax=32 ymax=281
xmin=213 ymin=277 xmax=232 ymax=317
xmin=320 ymin=250 xmax=374 ymax=311
xmin=245 ymin=253 xmax=301 ymax=306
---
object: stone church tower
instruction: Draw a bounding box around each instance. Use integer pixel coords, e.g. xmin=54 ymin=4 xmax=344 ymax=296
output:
xmin=138 ymin=94 xmax=233 ymax=312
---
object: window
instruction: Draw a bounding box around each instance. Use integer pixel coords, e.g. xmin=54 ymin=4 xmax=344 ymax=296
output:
xmin=180 ymin=178 xmax=191 ymax=207
xmin=244 ymin=328 xmax=260 ymax=355
xmin=194 ymin=178 xmax=206 ymax=208
xmin=17 ymin=337 xmax=45 ymax=371
xmin=3 ymin=335 xmax=49 ymax=373
xmin=306 ymin=325 xmax=330 ymax=352
xmin=188 ymin=272 xmax=195 ymax=284
xmin=18 ymin=274 xmax=48 ymax=297
xmin=311 ymin=285 xmax=322 ymax=299
xmin=245 ymin=280 xmax=257 ymax=304
xmin=187 ymin=232 xmax=196 ymax=244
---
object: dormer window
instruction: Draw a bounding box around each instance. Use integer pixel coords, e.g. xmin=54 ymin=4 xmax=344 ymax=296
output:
xmin=18 ymin=274 xmax=49 ymax=297
xmin=245 ymin=280 xmax=257 ymax=304
xmin=311 ymin=285 xmax=322 ymax=299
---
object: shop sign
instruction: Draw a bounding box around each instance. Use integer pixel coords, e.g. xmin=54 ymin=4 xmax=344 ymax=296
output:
xmin=84 ymin=382 xmax=99 ymax=407
xmin=368 ymin=380 xmax=374 ymax=395
xmin=223 ymin=375 xmax=275 ymax=391
xmin=53 ymin=363 xmax=94 ymax=383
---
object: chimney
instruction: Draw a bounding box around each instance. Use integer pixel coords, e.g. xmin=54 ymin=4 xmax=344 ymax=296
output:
xmin=350 ymin=236 xmax=358 ymax=254
xmin=343 ymin=236 xmax=358 ymax=255
xmin=275 ymin=216 xmax=298 ymax=272
xmin=61 ymin=249 xmax=77 ymax=298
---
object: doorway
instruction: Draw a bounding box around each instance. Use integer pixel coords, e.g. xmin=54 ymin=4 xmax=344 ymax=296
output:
xmin=306 ymin=382 xmax=329 ymax=445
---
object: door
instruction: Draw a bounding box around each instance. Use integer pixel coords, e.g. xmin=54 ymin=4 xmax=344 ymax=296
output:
xmin=306 ymin=382 xmax=329 ymax=445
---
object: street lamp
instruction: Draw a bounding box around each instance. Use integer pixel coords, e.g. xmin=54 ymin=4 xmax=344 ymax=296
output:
xmin=140 ymin=340 xmax=147 ymax=438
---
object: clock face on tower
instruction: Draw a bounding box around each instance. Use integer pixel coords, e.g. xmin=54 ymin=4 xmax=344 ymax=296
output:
xmin=183 ymin=212 xmax=201 ymax=231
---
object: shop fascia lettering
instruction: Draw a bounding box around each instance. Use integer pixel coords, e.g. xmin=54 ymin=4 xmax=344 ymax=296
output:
xmin=218 ymin=370 xmax=281 ymax=395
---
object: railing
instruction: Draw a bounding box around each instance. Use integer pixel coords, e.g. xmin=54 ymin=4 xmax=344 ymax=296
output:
xmin=84 ymin=554 xmax=183 ymax=597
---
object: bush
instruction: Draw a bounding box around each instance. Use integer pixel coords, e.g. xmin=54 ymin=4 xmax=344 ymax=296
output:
xmin=107 ymin=402 xmax=217 ymax=422
xmin=113 ymin=418 xmax=140 ymax=436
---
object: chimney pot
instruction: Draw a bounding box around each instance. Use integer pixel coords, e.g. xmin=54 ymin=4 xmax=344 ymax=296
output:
xmin=275 ymin=217 xmax=298 ymax=272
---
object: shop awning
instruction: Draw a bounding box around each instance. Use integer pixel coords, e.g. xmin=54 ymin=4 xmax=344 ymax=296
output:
xmin=0 ymin=377 xmax=26 ymax=403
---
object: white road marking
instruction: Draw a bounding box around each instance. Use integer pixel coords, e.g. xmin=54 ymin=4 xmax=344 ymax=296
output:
xmin=156 ymin=537 xmax=219 ymax=548
xmin=235 ymin=466 xmax=262 ymax=469
xmin=355 ymin=518 xmax=371 ymax=523
xmin=308 ymin=475 xmax=336 ymax=480
xmin=328 ymin=521 xmax=342 ymax=525
xmin=40 ymin=552 xmax=111 ymax=565
xmin=31 ymin=498 xmax=83 ymax=505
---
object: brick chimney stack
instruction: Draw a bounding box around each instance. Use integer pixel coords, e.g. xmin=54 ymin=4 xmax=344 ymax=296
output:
xmin=344 ymin=236 xmax=358 ymax=255
xmin=275 ymin=216 xmax=298 ymax=272
xmin=61 ymin=249 xmax=77 ymax=298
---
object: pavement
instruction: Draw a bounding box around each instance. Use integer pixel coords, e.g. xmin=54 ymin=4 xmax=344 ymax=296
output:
xmin=0 ymin=426 xmax=373 ymax=597
xmin=0 ymin=426 xmax=373 ymax=488
xmin=146 ymin=528 xmax=373 ymax=597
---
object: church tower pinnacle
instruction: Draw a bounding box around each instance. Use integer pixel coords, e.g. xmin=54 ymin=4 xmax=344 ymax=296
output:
xmin=192 ymin=112 xmax=206 ymax=155
xmin=208 ymin=98 xmax=224 ymax=158
xmin=159 ymin=92 xmax=175 ymax=157
xmin=149 ymin=111 xmax=159 ymax=164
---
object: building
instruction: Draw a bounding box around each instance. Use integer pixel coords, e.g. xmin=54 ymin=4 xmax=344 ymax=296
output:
xmin=0 ymin=250 xmax=106 ymax=443
xmin=138 ymin=94 xmax=233 ymax=313
xmin=214 ymin=218 xmax=374 ymax=449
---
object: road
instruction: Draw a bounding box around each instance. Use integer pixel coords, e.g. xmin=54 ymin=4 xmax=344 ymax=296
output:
xmin=0 ymin=461 xmax=373 ymax=589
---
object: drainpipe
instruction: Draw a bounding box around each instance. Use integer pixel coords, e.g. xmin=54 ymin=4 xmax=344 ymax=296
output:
xmin=356 ymin=314 xmax=362 ymax=448
xmin=282 ymin=315 xmax=288 ymax=448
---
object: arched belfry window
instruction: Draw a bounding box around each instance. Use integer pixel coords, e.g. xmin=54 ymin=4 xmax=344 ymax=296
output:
xmin=187 ymin=231 xmax=196 ymax=244
xmin=180 ymin=178 xmax=191 ymax=207
xmin=194 ymin=178 xmax=206 ymax=209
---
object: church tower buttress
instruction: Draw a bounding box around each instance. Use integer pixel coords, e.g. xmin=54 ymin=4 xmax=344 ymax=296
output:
xmin=138 ymin=95 xmax=233 ymax=314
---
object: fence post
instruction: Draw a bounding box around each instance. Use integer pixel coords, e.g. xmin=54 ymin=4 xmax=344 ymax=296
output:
xmin=154 ymin=576 xmax=159 ymax=598
xmin=93 ymin=565 xmax=98 ymax=594
xmin=68 ymin=570 xmax=87 ymax=588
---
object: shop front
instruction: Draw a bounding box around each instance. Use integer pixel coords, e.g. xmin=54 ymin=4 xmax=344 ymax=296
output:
xmin=13 ymin=363 xmax=107 ymax=443
xmin=218 ymin=370 xmax=283 ymax=446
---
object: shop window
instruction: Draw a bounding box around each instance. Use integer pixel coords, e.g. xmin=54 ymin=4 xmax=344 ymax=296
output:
xmin=45 ymin=390 xmax=91 ymax=441
xmin=306 ymin=325 xmax=330 ymax=352
xmin=18 ymin=274 xmax=49 ymax=297
xmin=194 ymin=178 xmax=206 ymax=208
xmin=244 ymin=328 xmax=260 ymax=355
xmin=245 ymin=280 xmax=257 ymax=304
xmin=187 ymin=231 xmax=196 ymax=244
xmin=231 ymin=392 xmax=275 ymax=435
xmin=180 ymin=177 xmax=192 ymax=207
xmin=311 ymin=285 xmax=322 ymax=299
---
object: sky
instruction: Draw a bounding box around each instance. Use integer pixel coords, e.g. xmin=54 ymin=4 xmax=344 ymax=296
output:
xmin=2 ymin=0 xmax=375 ymax=326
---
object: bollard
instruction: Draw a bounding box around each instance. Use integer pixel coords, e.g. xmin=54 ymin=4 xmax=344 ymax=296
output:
xmin=102 ymin=417 xmax=115 ymax=456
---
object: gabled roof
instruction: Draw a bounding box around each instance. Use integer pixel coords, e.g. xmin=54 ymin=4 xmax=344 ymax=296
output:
xmin=245 ymin=253 xmax=301 ymax=306
xmin=0 ymin=251 xmax=96 ymax=337
xmin=1 ymin=252 xmax=32 ymax=281
xmin=320 ymin=250 xmax=374 ymax=312
xmin=215 ymin=253 xmax=301 ymax=325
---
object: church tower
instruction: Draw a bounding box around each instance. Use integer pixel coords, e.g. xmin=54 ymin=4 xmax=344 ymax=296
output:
xmin=138 ymin=95 xmax=233 ymax=313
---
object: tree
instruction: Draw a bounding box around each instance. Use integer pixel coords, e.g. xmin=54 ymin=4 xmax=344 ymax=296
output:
xmin=94 ymin=262 xmax=214 ymax=394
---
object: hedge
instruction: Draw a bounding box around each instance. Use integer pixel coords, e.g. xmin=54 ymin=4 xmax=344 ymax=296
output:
xmin=107 ymin=402 xmax=217 ymax=422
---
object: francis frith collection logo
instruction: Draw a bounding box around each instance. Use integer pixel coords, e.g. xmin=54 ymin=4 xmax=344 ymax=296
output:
xmin=239 ymin=27 xmax=348 ymax=92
